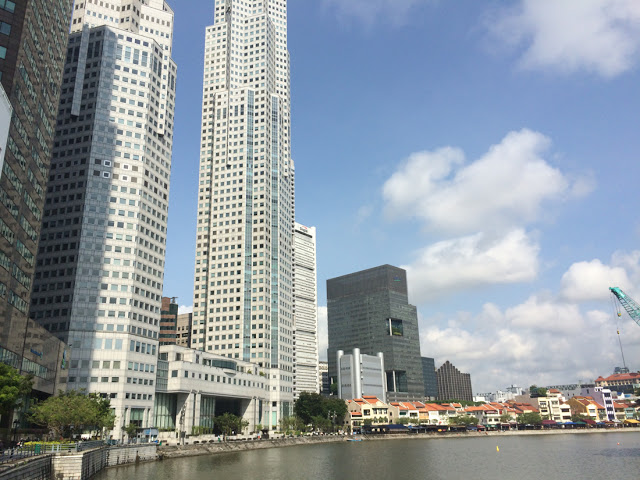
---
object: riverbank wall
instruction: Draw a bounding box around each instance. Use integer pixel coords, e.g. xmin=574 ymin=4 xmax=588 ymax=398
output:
xmin=0 ymin=444 xmax=157 ymax=480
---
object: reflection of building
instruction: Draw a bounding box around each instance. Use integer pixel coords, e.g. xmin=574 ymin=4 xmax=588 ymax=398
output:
xmin=327 ymin=265 xmax=424 ymax=402
xmin=293 ymin=223 xmax=319 ymax=398
xmin=30 ymin=0 xmax=177 ymax=439
xmin=436 ymin=361 xmax=473 ymax=402
xmin=160 ymin=298 xmax=179 ymax=346
xmin=337 ymin=348 xmax=386 ymax=402
xmin=176 ymin=312 xmax=192 ymax=348
xmin=0 ymin=0 xmax=73 ymax=406
xmin=421 ymin=357 xmax=438 ymax=400
xmin=155 ymin=345 xmax=270 ymax=438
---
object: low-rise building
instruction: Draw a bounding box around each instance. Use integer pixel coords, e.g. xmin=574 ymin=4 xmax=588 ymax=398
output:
xmin=345 ymin=396 xmax=389 ymax=429
xmin=154 ymin=345 xmax=272 ymax=440
xmin=595 ymin=372 xmax=640 ymax=395
xmin=388 ymin=402 xmax=419 ymax=424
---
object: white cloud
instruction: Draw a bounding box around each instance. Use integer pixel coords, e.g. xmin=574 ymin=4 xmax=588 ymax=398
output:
xmin=383 ymin=129 xmax=588 ymax=236
xmin=487 ymin=0 xmax=640 ymax=77
xmin=561 ymin=259 xmax=631 ymax=302
xmin=404 ymin=229 xmax=540 ymax=303
xmin=178 ymin=305 xmax=193 ymax=315
xmin=322 ymin=0 xmax=431 ymax=27
xmin=317 ymin=306 xmax=328 ymax=361
xmin=420 ymin=253 xmax=640 ymax=391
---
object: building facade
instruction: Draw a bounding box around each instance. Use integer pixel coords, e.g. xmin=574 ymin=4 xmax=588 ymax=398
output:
xmin=0 ymin=0 xmax=73 ymax=400
xmin=327 ymin=265 xmax=424 ymax=402
xmin=159 ymin=297 xmax=178 ymax=345
xmin=30 ymin=0 xmax=177 ymax=437
xmin=190 ymin=0 xmax=295 ymax=429
xmin=336 ymin=348 xmax=386 ymax=402
xmin=176 ymin=311 xmax=192 ymax=347
xmin=421 ymin=357 xmax=438 ymax=400
xmin=292 ymin=222 xmax=318 ymax=398
xmin=318 ymin=360 xmax=329 ymax=395
xmin=436 ymin=360 xmax=473 ymax=402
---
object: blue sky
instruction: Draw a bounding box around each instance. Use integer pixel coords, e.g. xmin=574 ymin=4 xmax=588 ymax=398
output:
xmin=164 ymin=0 xmax=640 ymax=392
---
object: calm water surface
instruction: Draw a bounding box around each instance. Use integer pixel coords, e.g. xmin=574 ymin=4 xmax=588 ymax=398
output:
xmin=96 ymin=433 xmax=640 ymax=480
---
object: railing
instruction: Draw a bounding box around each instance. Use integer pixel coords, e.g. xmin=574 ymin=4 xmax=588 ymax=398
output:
xmin=0 ymin=441 xmax=107 ymax=465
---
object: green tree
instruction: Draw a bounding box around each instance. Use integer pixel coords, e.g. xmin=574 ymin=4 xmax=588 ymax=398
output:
xmin=536 ymin=388 xmax=548 ymax=397
xmin=294 ymin=392 xmax=325 ymax=425
xmin=499 ymin=413 xmax=512 ymax=423
xmin=215 ymin=412 xmax=242 ymax=437
xmin=571 ymin=413 xmax=588 ymax=423
xmin=449 ymin=415 xmax=479 ymax=426
xmin=324 ymin=396 xmax=348 ymax=425
xmin=517 ymin=412 xmax=543 ymax=425
xmin=0 ymin=363 xmax=32 ymax=416
xmin=30 ymin=390 xmax=115 ymax=439
xmin=124 ymin=423 xmax=138 ymax=442
xmin=634 ymin=387 xmax=640 ymax=396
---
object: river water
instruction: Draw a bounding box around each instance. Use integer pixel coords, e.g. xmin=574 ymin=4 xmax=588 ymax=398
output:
xmin=96 ymin=432 xmax=640 ymax=480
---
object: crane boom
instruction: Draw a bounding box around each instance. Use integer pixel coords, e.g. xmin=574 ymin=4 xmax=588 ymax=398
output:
xmin=610 ymin=287 xmax=640 ymax=328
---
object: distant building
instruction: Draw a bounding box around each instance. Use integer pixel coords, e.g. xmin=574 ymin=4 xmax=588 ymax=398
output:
xmin=293 ymin=223 xmax=319 ymax=398
xmin=327 ymin=265 xmax=424 ymax=402
xmin=176 ymin=312 xmax=192 ymax=348
xmin=337 ymin=348 xmax=386 ymax=402
xmin=318 ymin=361 xmax=330 ymax=395
xmin=614 ymin=366 xmax=630 ymax=375
xmin=436 ymin=360 xmax=473 ymax=402
xmin=421 ymin=357 xmax=438 ymax=400
xmin=595 ymin=372 xmax=640 ymax=395
xmin=581 ymin=386 xmax=615 ymax=421
xmin=159 ymin=298 xmax=179 ymax=346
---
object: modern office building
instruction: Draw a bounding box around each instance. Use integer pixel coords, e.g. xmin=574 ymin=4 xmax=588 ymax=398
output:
xmin=159 ymin=297 xmax=178 ymax=346
xmin=0 ymin=0 xmax=73 ymax=401
xmin=436 ymin=360 xmax=473 ymax=402
xmin=0 ymin=83 xmax=11 ymax=176
xmin=327 ymin=265 xmax=424 ymax=402
xmin=318 ymin=360 xmax=329 ymax=396
xmin=421 ymin=357 xmax=438 ymax=400
xmin=190 ymin=0 xmax=295 ymax=429
xmin=292 ymin=223 xmax=318 ymax=398
xmin=336 ymin=348 xmax=386 ymax=402
xmin=176 ymin=311 xmax=192 ymax=347
xmin=30 ymin=0 xmax=177 ymax=437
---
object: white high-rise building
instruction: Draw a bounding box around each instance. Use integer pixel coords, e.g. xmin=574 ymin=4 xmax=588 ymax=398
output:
xmin=31 ymin=0 xmax=177 ymax=438
xmin=192 ymin=0 xmax=295 ymax=429
xmin=293 ymin=223 xmax=318 ymax=398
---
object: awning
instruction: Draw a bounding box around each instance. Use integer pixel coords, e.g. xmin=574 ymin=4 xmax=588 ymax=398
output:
xmin=542 ymin=420 xmax=557 ymax=425
xmin=624 ymin=419 xmax=640 ymax=424
xmin=582 ymin=418 xmax=597 ymax=425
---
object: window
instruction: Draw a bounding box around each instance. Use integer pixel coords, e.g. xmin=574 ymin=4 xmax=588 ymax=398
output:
xmin=0 ymin=46 xmax=6 ymax=59
xmin=387 ymin=318 xmax=404 ymax=337
xmin=0 ymin=22 xmax=10 ymax=35
xmin=0 ymin=1 xmax=15 ymax=13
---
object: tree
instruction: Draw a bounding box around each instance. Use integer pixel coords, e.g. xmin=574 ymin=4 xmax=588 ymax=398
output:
xmin=499 ymin=413 xmax=512 ymax=423
xmin=30 ymin=390 xmax=115 ymax=439
xmin=634 ymin=387 xmax=640 ymax=396
xmin=517 ymin=412 xmax=543 ymax=425
xmin=124 ymin=423 xmax=138 ymax=442
xmin=294 ymin=392 xmax=325 ymax=425
xmin=0 ymin=363 xmax=32 ymax=416
xmin=536 ymin=388 xmax=548 ymax=397
xmin=571 ymin=413 xmax=588 ymax=423
xmin=449 ymin=415 xmax=479 ymax=426
xmin=215 ymin=412 xmax=242 ymax=437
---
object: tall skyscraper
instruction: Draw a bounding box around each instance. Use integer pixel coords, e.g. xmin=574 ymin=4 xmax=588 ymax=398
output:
xmin=421 ymin=356 xmax=438 ymax=400
xmin=159 ymin=296 xmax=178 ymax=346
xmin=0 ymin=0 xmax=73 ymax=398
xmin=436 ymin=360 xmax=473 ymax=402
xmin=30 ymin=0 xmax=177 ymax=436
xmin=292 ymin=222 xmax=318 ymax=398
xmin=191 ymin=0 xmax=295 ymax=428
xmin=327 ymin=265 xmax=425 ymax=402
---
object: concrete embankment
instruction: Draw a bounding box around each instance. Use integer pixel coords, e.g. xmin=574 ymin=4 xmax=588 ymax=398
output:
xmin=158 ymin=436 xmax=345 ymax=459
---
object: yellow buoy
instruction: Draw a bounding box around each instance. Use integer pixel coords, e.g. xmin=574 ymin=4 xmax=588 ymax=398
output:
xmin=618 ymin=312 xmax=622 ymax=317
xmin=496 ymin=446 xmax=499 ymax=452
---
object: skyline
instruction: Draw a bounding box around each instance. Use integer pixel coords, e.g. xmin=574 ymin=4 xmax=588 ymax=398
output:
xmin=164 ymin=0 xmax=640 ymax=392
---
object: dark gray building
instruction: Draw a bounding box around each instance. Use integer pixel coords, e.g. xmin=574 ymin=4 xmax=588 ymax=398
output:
xmin=327 ymin=265 xmax=424 ymax=402
xmin=436 ymin=360 xmax=473 ymax=402
xmin=0 ymin=0 xmax=72 ymax=401
xmin=421 ymin=357 xmax=438 ymax=400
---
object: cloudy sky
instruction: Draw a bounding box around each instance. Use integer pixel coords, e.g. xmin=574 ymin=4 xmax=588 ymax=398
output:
xmin=165 ymin=0 xmax=640 ymax=392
